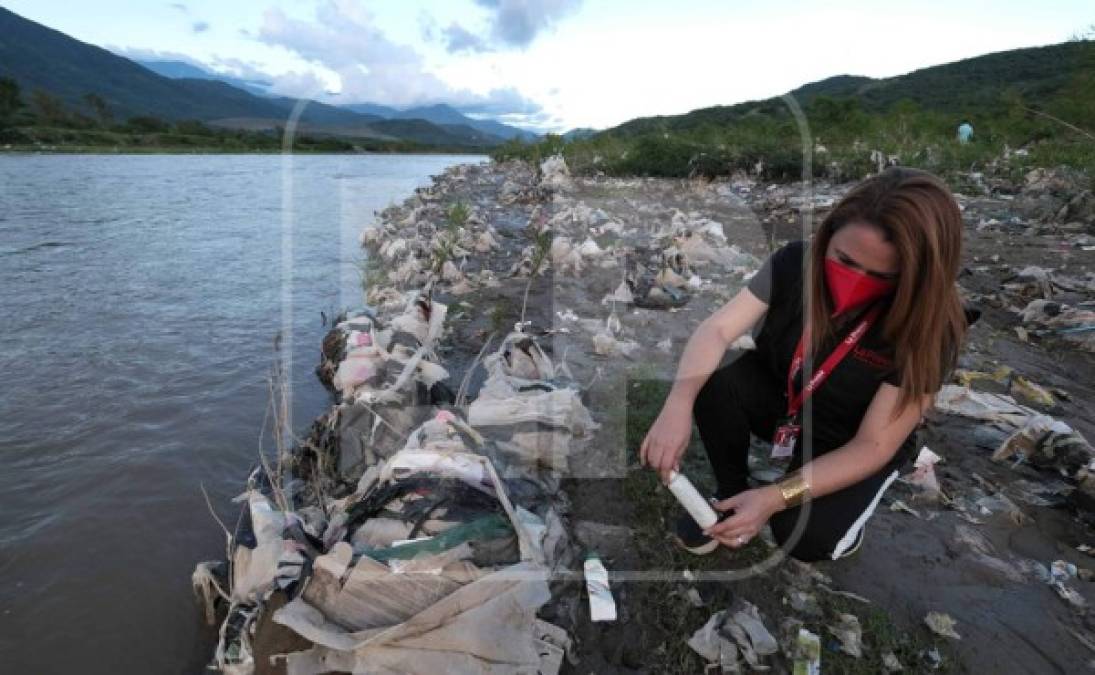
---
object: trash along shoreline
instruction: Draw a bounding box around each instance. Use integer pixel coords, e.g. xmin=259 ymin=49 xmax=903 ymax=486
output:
xmin=194 ymin=157 xmax=1095 ymax=674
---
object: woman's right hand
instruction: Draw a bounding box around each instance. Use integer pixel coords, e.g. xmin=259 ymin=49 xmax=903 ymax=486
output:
xmin=639 ymin=400 xmax=693 ymax=483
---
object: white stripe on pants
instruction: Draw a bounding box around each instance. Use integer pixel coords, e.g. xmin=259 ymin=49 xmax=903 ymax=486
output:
xmin=830 ymin=469 xmax=899 ymax=559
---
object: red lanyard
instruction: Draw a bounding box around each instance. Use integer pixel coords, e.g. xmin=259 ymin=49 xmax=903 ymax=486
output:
xmin=786 ymin=304 xmax=882 ymax=419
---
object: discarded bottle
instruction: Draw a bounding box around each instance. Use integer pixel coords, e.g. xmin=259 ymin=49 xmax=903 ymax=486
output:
xmin=667 ymin=470 xmax=718 ymax=529
xmin=583 ymin=554 xmax=617 ymax=622
xmin=793 ymin=627 xmax=821 ymax=675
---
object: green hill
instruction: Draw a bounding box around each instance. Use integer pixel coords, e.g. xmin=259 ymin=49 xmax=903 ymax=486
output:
xmin=0 ymin=7 xmax=351 ymax=127
xmin=495 ymin=39 xmax=1095 ymax=179
xmin=0 ymin=7 xmax=502 ymax=149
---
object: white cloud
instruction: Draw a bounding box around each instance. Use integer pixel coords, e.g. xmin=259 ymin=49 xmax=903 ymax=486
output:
xmin=256 ymin=0 xmax=543 ymax=116
xmin=474 ymin=0 xmax=582 ymax=48
xmin=442 ymin=22 xmax=491 ymax=54
xmin=110 ymin=45 xmax=206 ymax=68
xmin=433 ymin=0 xmax=583 ymax=54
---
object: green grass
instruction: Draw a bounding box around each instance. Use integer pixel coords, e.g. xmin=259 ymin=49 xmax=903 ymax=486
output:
xmin=619 ymin=377 xmax=958 ymax=672
xmin=487 ymin=295 xmax=517 ymax=334
xmin=493 ymin=62 xmax=1095 ymax=182
xmin=0 ymin=123 xmax=494 ymax=155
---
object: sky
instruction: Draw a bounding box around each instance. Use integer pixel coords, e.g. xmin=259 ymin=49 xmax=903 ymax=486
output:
xmin=4 ymin=0 xmax=1093 ymax=132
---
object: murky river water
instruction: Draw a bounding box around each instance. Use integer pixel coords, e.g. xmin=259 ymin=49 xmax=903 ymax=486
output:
xmin=0 ymin=153 xmax=482 ymax=673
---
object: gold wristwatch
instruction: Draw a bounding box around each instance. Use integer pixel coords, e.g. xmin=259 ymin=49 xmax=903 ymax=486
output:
xmin=777 ymin=471 xmax=811 ymax=508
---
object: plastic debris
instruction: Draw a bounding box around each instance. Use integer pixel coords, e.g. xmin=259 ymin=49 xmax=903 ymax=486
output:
xmin=792 ymin=628 xmax=821 ymax=675
xmin=924 ymin=646 xmax=944 ymax=669
xmin=882 ymin=650 xmax=904 ymax=672
xmin=906 ymin=446 xmax=944 ymax=500
xmin=992 ymin=415 xmax=1095 ymax=485
xmin=1010 ymin=375 xmax=1056 ymax=408
xmin=592 ymin=331 xmax=641 ymax=358
xmin=924 ymin=611 xmax=961 ymax=640
xmin=725 ymin=600 xmax=780 ymax=666
xmin=667 ymin=470 xmax=718 ymax=529
xmin=578 ymin=237 xmax=604 ymax=258
xmin=787 ymin=589 xmax=822 ymax=617
xmin=602 ymin=279 xmax=635 ymax=305
xmin=689 ymin=600 xmax=778 ymax=671
xmin=687 ymin=611 xmax=740 ymax=672
xmin=934 ymin=385 xmax=1034 ymax=426
xmin=196 ymin=278 xmax=575 ymax=674
xmin=584 ymin=555 xmax=617 ymax=622
xmin=889 ymin=499 xmax=923 ymax=518
xmin=827 ymin=613 xmax=864 ymax=657
xmin=540 ymin=154 xmax=571 ymax=189
xmin=1028 ymin=560 xmax=1090 ymax=609
xmin=686 ymin=588 xmax=706 ymax=608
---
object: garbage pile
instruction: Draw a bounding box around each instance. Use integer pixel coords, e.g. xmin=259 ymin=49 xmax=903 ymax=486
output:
xmin=933 ymin=383 xmax=1095 ymax=510
xmin=685 ymin=558 xmax=950 ymax=673
xmin=467 ymin=329 xmax=599 ymax=473
xmin=1014 ymin=167 xmax=1095 ymax=226
xmin=193 ymin=153 xmax=1095 ymax=672
xmin=359 ymin=165 xmax=518 ymax=299
xmin=193 ymin=281 xmax=593 ymax=674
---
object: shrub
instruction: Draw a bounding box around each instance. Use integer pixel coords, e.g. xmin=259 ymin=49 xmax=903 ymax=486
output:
xmin=126 ymin=115 xmax=170 ymax=133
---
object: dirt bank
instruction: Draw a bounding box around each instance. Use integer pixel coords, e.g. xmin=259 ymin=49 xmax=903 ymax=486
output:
xmin=356 ymin=158 xmax=1095 ymax=673
xmin=198 ymin=157 xmax=1095 ymax=673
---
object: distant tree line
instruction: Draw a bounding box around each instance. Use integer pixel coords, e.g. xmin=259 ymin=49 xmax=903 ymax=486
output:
xmin=492 ymin=51 xmax=1095 ymax=182
xmin=0 ymin=76 xmax=223 ymax=139
xmin=0 ymin=77 xmax=474 ymax=153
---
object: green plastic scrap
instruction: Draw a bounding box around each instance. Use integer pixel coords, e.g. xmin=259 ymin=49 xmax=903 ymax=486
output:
xmin=356 ymin=512 xmax=513 ymax=561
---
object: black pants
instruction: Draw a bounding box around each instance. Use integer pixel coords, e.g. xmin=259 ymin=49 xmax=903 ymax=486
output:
xmin=692 ymin=352 xmax=904 ymax=562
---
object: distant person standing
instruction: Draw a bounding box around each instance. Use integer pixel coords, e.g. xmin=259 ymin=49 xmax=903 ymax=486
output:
xmin=957 ymin=120 xmax=973 ymax=144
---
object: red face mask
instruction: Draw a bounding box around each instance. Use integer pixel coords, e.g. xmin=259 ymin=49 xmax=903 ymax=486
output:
xmin=824 ymin=257 xmax=895 ymax=315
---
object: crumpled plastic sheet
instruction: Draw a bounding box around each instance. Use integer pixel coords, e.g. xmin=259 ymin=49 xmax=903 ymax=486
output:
xmin=827 ymin=613 xmax=864 ymax=657
xmin=906 ymin=446 xmax=944 ymax=499
xmin=468 ymin=331 xmax=598 ymax=469
xmin=934 ymin=385 xmax=1037 ymax=427
xmin=687 ymin=599 xmax=778 ymax=671
xmin=274 ymin=570 xmax=564 ymax=675
xmin=330 ymin=292 xmax=449 ymax=402
xmin=207 ymin=478 xmax=293 ymax=674
xmin=269 ymin=438 xmax=567 ymax=673
xmin=199 ymin=270 xmax=583 ymax=674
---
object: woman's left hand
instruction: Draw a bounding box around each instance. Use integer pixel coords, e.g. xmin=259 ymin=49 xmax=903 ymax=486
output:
xmin=705 ymin=486 xmax=785 ymax=548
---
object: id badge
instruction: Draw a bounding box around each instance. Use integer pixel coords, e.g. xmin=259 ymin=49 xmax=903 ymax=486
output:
xmin=772 ymin=423 xmax=800 ymax=459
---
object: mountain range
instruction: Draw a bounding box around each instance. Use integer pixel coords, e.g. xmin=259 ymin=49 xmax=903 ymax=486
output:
xmin=601 ymin=40 xmax=1094 ymax=138
xmin=0 ymin=7 xmax=543 ymax=148
xmin=138 ymin=60 xmax=540 ymax=142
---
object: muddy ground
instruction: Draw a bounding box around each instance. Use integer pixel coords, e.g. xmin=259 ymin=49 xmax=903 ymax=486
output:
xmin=352 ymin=159 xmax=1095 ymax=673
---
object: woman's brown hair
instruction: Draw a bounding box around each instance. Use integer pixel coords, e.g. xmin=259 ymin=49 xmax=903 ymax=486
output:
xmin=806 ymin=167 xmax=967 ymax=412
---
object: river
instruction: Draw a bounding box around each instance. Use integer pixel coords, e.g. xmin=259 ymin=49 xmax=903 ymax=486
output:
xmin=0 ymin=152 xmax=483 ymax=673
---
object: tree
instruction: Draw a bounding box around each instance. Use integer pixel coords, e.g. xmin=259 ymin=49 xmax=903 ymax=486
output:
xmin=125 ymin=115 xmax=169 ymax=133
xmin=31 ymin=89 xmax=68 ymax=126
xmin=0 ymin=77 xmax=23 ymax=129
xmin=83 ymin=93 xmax=112 ymax=126
xmin=175 ymin=119 xmax=214 ymax=136
xmin=1068 ymin=23 xmax=1095 ymax=42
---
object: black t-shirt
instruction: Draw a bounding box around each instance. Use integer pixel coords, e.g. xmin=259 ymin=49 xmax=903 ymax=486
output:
xmin=747 ymin=241 xmax=914 ymax=465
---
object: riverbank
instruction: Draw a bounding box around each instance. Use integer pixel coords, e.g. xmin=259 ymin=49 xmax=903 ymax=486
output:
xmin=0 ymin=153 xmax=486 ymax=675
xmin=0 ymin=124 xmax=496 ymax=155
xmin=197 ymin=157 xmax=1095 ymax=673
xmin=0 ymin=145 xmax=492 ymax=155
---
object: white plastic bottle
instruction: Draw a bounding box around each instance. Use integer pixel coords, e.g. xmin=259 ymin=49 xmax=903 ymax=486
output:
xmin=666 ymin=470 xmax=718 ymax=529
xmin=583 ymin=554 xmax=617 ymax=622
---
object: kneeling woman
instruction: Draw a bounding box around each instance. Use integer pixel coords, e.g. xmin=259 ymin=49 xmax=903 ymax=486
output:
xmin=640 ymin=167 xmax=968 ymax=561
